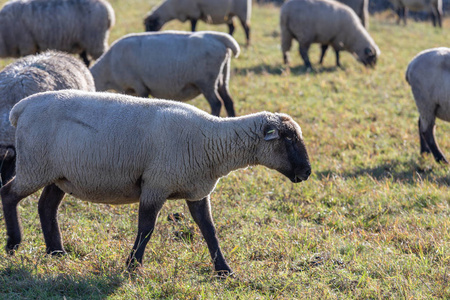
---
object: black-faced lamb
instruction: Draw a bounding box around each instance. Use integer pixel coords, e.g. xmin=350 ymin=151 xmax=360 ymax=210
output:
xmin=144 ymin=0 xmax=251 ymax=45
xmin=0 ymin=51 xmax=95 ymax=185
xmin=280 ymin=0 xmax=380 ymax=69
xmin=1 ymin=90 xmax=311 ymax=275
xmin=0 ymin=0 xmax=115 ymax=66
xmin=390 ymin=0 xmax=442 ymax=27
xmin=90 ymin=31 xmax=239 ymax=117
xmin=406 ymin=47 xmax=450 ymax=164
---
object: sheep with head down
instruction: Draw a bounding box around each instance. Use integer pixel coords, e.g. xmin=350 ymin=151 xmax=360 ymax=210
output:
xmin=144 ymin=0 xmax=251 ymax=45
xmin=280 ymin=0 xmax=380 ymax=70
xmin=1 ymin=90 xmax=311 ymax=276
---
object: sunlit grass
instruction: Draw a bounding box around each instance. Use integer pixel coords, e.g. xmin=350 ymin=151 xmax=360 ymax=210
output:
xmin=0 ymin=0 xmax=449 ymax=298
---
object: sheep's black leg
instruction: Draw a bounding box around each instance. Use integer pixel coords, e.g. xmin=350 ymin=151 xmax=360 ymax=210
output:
xmin=1 ymin=180 xmax=30 ymax=254
xmin=126 ymin=197 xmax=165 ymax=270
xmin=218 ymin=59 xmax=236 ymax=117
xmin=186 ymin=197 xmax=232 ymax=276
xmin=419 ymin=119 xmax=431 ymax=154
xmin=421 ymin=120 xmax=448 ymax=164
xmin=319 ymin=45 xmax=328 ymax=65
xmin=38 ymin=184 xmax=66 ymax=255
xmin=227 ymin=21 xmax=235 ymax=36
xmin=1 ymin=153 xmax=15 ymax=187
xmin=238 ymin=18 xmax=251 ymax=45
xmin=431 ymin=12 xmax=437 ymax=27
xmin=299 ymin=44 xmax=313 ymax=70
xmin=198 ymin=83 xmax=223 ymax=116
xmin=190 ymin=19 xmax=198 ymax=32
xmin=335 ymin=49 xmax=341 ymax=68
xmin=80 ymin=51 xmax=90 ymax=67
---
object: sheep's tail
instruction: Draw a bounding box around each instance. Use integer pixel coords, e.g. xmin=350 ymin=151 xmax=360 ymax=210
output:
xmin=210 ymin=33 xmax=241 ymax=58
xmin=9 ymin=98 xmax=29 ymax=127
xmin=405 ymin=63 xmax=412 ymax=85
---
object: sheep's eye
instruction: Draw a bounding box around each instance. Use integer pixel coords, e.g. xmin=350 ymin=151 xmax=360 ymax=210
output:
xmin=285 ymin=136 xmax=293 ymax=141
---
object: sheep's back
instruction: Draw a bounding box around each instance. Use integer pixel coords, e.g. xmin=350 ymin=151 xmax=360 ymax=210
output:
xmin=12 ymin=90 xmax=222 ymax=202
xmin=3 ymin=0 xmax=113 ymax=55
xmin=282 ymin=0 xmax=358 ymax=44
xmin=0 ymin=51 xmax=94 ymax=149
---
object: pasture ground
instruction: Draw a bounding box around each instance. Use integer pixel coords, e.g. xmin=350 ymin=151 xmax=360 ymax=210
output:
xmin=0 ymin=0 xmax=449 ymax=298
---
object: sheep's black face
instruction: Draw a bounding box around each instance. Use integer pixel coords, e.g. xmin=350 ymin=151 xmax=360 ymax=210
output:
xmin=261 ymin=115 xmax=311 ymax=183
xmin=360 ymin=47 xmax=378 ymax=68
xmin=144 ymin=16 xmax=162 ymax=31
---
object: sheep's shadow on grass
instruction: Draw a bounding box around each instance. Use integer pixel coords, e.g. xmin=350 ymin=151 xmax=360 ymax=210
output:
xmin=234 ymin=63 xmax=341 ymax=76
xmin=315 ymin=159 xmax=450 ymax=187
xmin=0 ymin=264 xmax=124 ymax=299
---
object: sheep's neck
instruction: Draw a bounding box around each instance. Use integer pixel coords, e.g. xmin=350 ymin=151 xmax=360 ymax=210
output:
xmin=203 ymin=119 xmax=260 ymax=179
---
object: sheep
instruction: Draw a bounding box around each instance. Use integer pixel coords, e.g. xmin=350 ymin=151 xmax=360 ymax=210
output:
xmin=389 ymin=0 xmax=442 ymax=28
xmin=406 ymin=47 xmax=450 ymax=164
xmin=280 ymin=0 xmax=380 ymax=70
xmin=0 ymin=0 xmax=115 ymax=66
xmin=90 ymin=31 xmax=240 ymax=117
xmin=0 ymin=51 xmax=95 ymax=186
xmin=144 ymin=0 xmax=251 ymax=45
xmin=1 ymin=90 xmax=311 ymax=275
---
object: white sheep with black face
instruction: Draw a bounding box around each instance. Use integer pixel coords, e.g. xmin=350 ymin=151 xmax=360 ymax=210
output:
xmin=144 ymin=0 xmax=251 ymax=45
xmin=90 ymin=31 xmax=240 ymax=117
xmin=406 ymin=47 xmax=450 ymax=164
xmin=0 ymin=0 xmax=115 ymax=66
xmin=0 ymin=51 xmax=95 ymax=185
xmin=1 ymin=90 xmax=311 ymax=276
xmin=280 ymin=0 xmax=380 ymax=69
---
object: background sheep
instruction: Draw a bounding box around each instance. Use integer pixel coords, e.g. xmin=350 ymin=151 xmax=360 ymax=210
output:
xmin=406 ymin=47 xmax=450 ymax=164
xmin=280 ymin=0 xmax=380 ymax=70
xmin=0 ymin=0 xmax=115 ymax=66
xmin=1 ymin=90 xmax=311 ymax=275
xmin=0 ymin=51 xmax=95 ymax=186
xmin=90 ymin=31 xmax=240 ymax=117
xmin=389 ymin=0 xmax=443 ymax=27
xmin=337 ymin=0 xmax=368 ymax=28
xmin=144 ymin=0 xmax=251 ymax=45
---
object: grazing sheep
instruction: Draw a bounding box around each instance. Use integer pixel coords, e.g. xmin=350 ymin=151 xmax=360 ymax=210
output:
xmin=90 ymin=31 xmax=240 ymax=117
xmin=280 ymin=0 xmax=380 ymax=69
xmin=0 ymin=51 xmax=95 ymax=186
xmin=406 ymin=47 xmax=450 ymax=163
xmin=1 ymin=90 xmax=311 ymax=275
xmin=390 ymin=0 xmax=442 ymax=27
xmin=0 ymin=0 xmax=115 ymax=66
xmin=144 ymin=0 xmax=251 ymax=45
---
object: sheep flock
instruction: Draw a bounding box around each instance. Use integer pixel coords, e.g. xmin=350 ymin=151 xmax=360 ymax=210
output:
xmin=0 ymin=0 xmax=448 ymax=283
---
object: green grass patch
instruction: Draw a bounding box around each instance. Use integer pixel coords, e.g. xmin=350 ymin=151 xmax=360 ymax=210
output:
xmin=0 ymin=0 xmax=450 ymax=298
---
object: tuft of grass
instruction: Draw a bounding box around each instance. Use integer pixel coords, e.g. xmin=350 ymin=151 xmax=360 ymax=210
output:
xmin=1 ymin=0 xmax=450 ymax=298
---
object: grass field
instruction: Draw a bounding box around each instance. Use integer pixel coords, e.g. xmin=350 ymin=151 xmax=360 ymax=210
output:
xmin=0 ymin=0 xmax=450 ymax=298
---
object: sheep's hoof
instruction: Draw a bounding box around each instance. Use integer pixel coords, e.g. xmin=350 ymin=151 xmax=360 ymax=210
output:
xmin=214 ymin=269 xmax=234 ymax=279
xmin=5 ymin=244 xmax=18 ymax=255
xmin=126 ymin=258 xmax=142 ymax=272
xmin=48 ymin=250 xmax=66 ymax=257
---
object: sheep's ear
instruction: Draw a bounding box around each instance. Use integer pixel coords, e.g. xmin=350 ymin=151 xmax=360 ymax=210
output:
xmin=264 ymin=127 xmax=280 ymax=141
